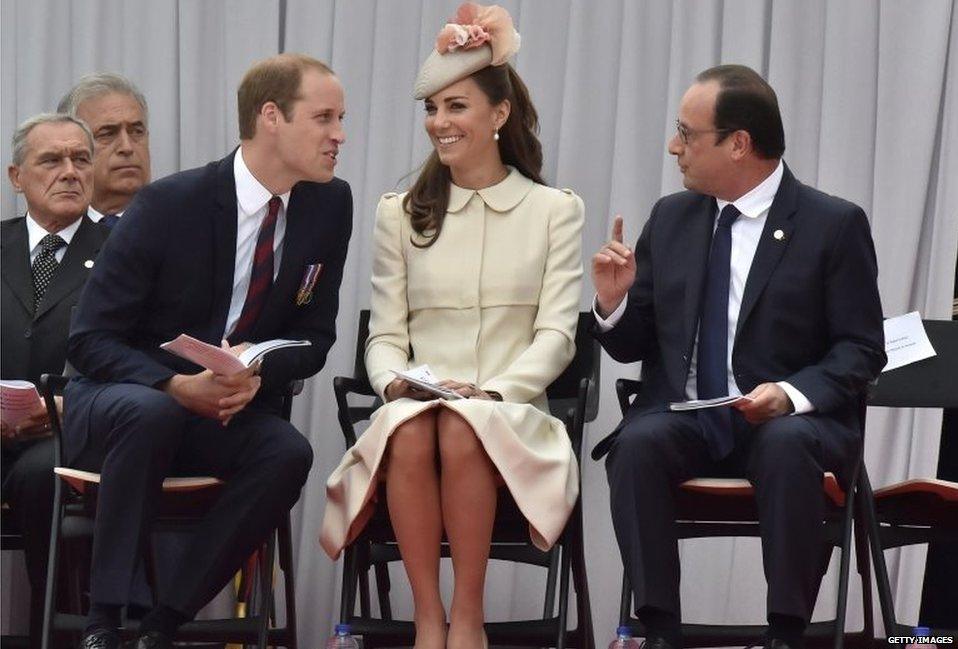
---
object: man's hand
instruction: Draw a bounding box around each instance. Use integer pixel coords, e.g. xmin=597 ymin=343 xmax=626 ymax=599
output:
xmin=592 ymin=215 xmax=636 ymax=317
xmin=735 ymin=383 xmax=794 ymax=424
xmin=384 ymin=378 xmax=432 ymax=402
xmin=221 ymin=340 xmax=252 ymax=357
xmin=1 ymin=399 xmax=56 ymax=443
xmin=163 ymin=368 xmax=260 ymax=425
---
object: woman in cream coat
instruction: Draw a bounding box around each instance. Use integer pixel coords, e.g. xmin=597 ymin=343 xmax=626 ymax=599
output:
xmin=321 ymin=5 xmax=583 ymax=649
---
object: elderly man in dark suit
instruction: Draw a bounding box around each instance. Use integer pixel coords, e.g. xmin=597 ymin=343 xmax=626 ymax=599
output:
xmin=66 ymin=53 xmax=352 ymax=649
xmin=591 ymin=65 xmax=885 ymax=649
xmin=2 ymin=112 xmax=108 ymax=646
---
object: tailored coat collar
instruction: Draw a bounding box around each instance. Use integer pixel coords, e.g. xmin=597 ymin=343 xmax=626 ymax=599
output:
xmin=447 ymin=166 xmax=534 ymax=213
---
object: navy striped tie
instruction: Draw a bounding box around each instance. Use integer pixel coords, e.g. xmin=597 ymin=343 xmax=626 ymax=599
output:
xmin=229 ymin=196 xmax=281 ymax=344
xmin=696 ymin=203 xmax=740 ymax=459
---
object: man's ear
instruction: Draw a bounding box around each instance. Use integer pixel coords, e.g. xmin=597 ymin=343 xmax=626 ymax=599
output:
xmin=8 ymin=165 xmax=22 ymax=192
xmin=729 ymin=129 xmax=753 ymax=161
xmin=259 ymin=101 xmax=283 ymax=133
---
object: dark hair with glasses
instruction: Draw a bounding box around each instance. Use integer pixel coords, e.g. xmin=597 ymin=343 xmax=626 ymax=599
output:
xmin=696 ymin=64 xmax=785 ymax=160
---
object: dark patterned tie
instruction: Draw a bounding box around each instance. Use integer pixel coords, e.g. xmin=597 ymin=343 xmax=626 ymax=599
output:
xmin=32 ymin=233 xmax=67 ymax=311
xmin=229 ymin=196 xmax=282 ymax=344
xmin=100 ymin=214 xmax=120 ymax=229
xmin=696 ymin=204 xmax=740 ymax=459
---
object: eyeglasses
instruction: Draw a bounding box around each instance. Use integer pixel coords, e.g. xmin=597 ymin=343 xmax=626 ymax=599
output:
xmin=675 ymin=119 xmax=732 ymax=145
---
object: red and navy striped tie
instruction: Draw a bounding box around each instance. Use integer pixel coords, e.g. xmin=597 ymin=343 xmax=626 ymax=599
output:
xmin=230 ymin=196 xmax=281 ymax=344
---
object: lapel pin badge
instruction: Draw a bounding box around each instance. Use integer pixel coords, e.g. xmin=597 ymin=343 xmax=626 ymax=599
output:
xmin=84 ymin=259 xmax=95 ymax=268
xmin=773 ymin=229 xmax=785 ymax=241
xmin=295 ymin=263 xmax=322 ymax=306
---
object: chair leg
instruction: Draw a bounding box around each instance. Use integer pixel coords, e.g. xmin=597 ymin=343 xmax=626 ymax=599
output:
xmin=256 ymin=536 xmax=276 ymax=649
xmin=339 ymin=544 xmax=357 ymax=622
xmin=858 ymin=470 xmax=901 ymax=638
xmin=618 ymin=574 xmax=633 ymax=628
xmin=555 ymin=544 xmax=572 ymax=649
xmin=853 ymin=498 xmax=875 ymax=649
xmin=279 ymin=516 xmax=298 ymax=649
xmin=570 ymin=508 xmax=594 ymax=649
xmin=42 ymin=481 xmax=64 ymax=649
xmin=543 ymin=547 xmax=559 ymax=618
xmin=832 ymin=485 xmax=857 ymax=649
xmin=373 ymin=561 xmax=392 ymax=620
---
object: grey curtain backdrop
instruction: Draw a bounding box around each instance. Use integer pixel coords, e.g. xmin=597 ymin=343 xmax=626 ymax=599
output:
xmin=2 ymin=0 xmax=956 ymax=642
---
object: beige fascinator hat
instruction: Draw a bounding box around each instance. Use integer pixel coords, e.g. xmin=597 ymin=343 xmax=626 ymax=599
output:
xmin=413 ymin=2 xmax=521 ymax=100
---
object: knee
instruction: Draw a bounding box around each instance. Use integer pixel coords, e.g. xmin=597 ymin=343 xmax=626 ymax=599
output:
xmin=386 ymin=414 xmax=437 ymax=472
xmin=270 ymin=427 xmax=314 ymax=488
xmin=751 ymin=417 xmax=818 ymax=461
xmin=437 ymin=409 xmax=483 ymax=465
xmin=112 ymin=389 xmax=189 ymax=447
xmin=607 ymin=415 xmax=674 ymax=470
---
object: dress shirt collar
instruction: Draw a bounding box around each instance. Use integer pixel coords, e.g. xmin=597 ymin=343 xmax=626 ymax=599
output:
xmin=715 ymin=159 xmax=784 ymax=219
xmin=26 ymin=212 xmax=82 ymax=254
xmin=87 ymin=205 xmax=124 ymax=222
xmin=447 ymin=166 xmax=535 ymax=213
xmin=234 ymin=147 xmax=291 ymax=215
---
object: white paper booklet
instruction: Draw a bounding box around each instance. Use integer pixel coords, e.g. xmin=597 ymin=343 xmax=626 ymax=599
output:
xmin=391 ymin=365 xmax=464 ymax=400
xmin=160 ymin=335 xmax=311 ymax=375
xmin=882 ymin=311 xmax=936 ymax=372
xmin=669 ymin=395 xmax=753 ymax=411
xmin=0 ymin=380 xmax=44 ymax=428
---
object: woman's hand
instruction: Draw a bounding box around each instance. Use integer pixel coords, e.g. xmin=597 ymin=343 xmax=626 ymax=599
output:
xmin=438 ymin=380 xmax=501 ymax=401
xmin=385 ymin=378 xmax=433 ymax=401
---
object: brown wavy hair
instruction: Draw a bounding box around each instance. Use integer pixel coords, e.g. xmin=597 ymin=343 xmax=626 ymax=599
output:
xmin=403 ymin=63 xmax=545 ymax=248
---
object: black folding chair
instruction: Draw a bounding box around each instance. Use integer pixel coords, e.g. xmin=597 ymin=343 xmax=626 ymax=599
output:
xmin=333 ymin=310 xmax=598 ymax=649
xmin=612 ymin=379 xmax=874 ymax=649
xmin=859 ymin=319 xmax=958 ymax=638
xmin=39 ymin=373 xmax=302 ymax=649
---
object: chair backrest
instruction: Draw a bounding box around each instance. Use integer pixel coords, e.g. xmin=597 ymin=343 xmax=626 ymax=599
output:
xmin=351 ymin=309 xmax=600 ymax=421
xmin=867 ymin=319 xmax=958 ymax=409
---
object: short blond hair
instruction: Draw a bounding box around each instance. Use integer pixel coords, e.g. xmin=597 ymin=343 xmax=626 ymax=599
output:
xmin=237 ymin=53 xmax=333 ymax=139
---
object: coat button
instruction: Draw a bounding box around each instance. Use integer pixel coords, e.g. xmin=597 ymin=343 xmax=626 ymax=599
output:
xmin=24 ymin=329 xmax=32 ymax=338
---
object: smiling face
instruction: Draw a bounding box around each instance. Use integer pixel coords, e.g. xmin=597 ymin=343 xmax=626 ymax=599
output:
xmin=8 ymin=121 xmax=93 ymax=230
xmin=424 ymin=76 xmax=509 ymax=173
xmin=75 ymin=91 xmax=150 ymax=211
xmin=273 ymin=70 xmax=346 ymax=183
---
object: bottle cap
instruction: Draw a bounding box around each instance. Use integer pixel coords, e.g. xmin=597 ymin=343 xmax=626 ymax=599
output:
xmin=335 ymin=624 xmax=352 ymax=635
xmin=617 ymin=626 xmax=633 ymax=637
xmin=914 ymin=627 xmax=931 ymax=636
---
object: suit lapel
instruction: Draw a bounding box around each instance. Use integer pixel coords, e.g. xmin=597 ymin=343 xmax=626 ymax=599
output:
xmin=210 ymin=151 xmax=240 ymax=340
xmin=34 ymin=216 xmax=105 ymax=320
xmin=1 ymin=219 xmax=35 ymax=316
xmin=735 ymin=166 xmax=799 ymax=340
xmin=683 ymin=196 xmax=718 ymax=351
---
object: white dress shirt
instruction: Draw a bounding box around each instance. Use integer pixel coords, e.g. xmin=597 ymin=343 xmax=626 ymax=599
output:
xmin=87 ymin=206 xmax=111 ymax=223
xmin=26 ymin=213 xmax=82 ymax=264
xmin=223 ymin=148 xmax=290 ymax=339
xmin=594 ymin=161 xmax=813 ymax=414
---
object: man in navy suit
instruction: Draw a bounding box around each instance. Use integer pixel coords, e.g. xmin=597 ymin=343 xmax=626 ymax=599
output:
xmin=66 ymin=53 xmax=351 ymax=649
xmin=591 ymin=65 xmax=885 ymax=649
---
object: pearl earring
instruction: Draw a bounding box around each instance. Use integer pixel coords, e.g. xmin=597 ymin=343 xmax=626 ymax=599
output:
xmin=493 ymin=129 xmax=500 ymax=141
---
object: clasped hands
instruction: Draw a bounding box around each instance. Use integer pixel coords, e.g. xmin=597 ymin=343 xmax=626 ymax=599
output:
xmin=0 ymin=395 xmax=62 ymax=444
xmin=385 ymin=378 xmax=497 ymax=402
xmin=593 ymin=215 xmax=794 ymax=425
xmin=163 ymin=340 xmax=262 ymax=425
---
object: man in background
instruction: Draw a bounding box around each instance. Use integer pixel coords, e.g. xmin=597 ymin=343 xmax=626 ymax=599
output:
xmin=58 ymin=72 xmax=151 ymax=227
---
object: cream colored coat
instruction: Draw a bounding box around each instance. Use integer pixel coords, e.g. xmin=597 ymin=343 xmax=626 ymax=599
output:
xmin=321 ymin=168 xmax=584 ymax=558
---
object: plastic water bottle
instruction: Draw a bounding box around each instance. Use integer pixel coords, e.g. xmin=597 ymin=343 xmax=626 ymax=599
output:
xmin=609 ymin=626 xmax=642 ymax=649
xmin=905 ymin=626 xmax=937 ymax=649
xmin=327 ymin=623 xmax=360 ymax=649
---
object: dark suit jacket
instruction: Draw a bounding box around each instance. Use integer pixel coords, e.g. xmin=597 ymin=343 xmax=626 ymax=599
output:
xmin=65 ymin=150 xmax=353 ymax=462
xmin=592 ymin=164 xmax=886 ymax=460
xmin=1 ymin=215 xmax=108 ymax=385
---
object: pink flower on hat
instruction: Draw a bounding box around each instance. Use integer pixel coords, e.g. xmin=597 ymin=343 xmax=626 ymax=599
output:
xmin=435 ymin=2 xmax=520 ymax=66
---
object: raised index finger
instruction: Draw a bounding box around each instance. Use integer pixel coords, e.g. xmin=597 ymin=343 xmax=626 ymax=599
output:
xmin=611 ymin=214 xmax=624 ymax=243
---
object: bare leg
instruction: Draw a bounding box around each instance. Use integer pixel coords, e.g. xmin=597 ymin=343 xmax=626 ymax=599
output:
xmin=438 ymin=408 xmax=497 ymax=649
xmin=386 ymin=409 xmax=446 ymax=649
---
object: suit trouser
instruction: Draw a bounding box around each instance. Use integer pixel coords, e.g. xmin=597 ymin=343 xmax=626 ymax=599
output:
xmin=2 ymin=436 xmax=55 ymax=643
xmin=68 ymin=382 xmax=313 ymax=617
xmin=605 ymin=410 xmax=859 ymax=622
